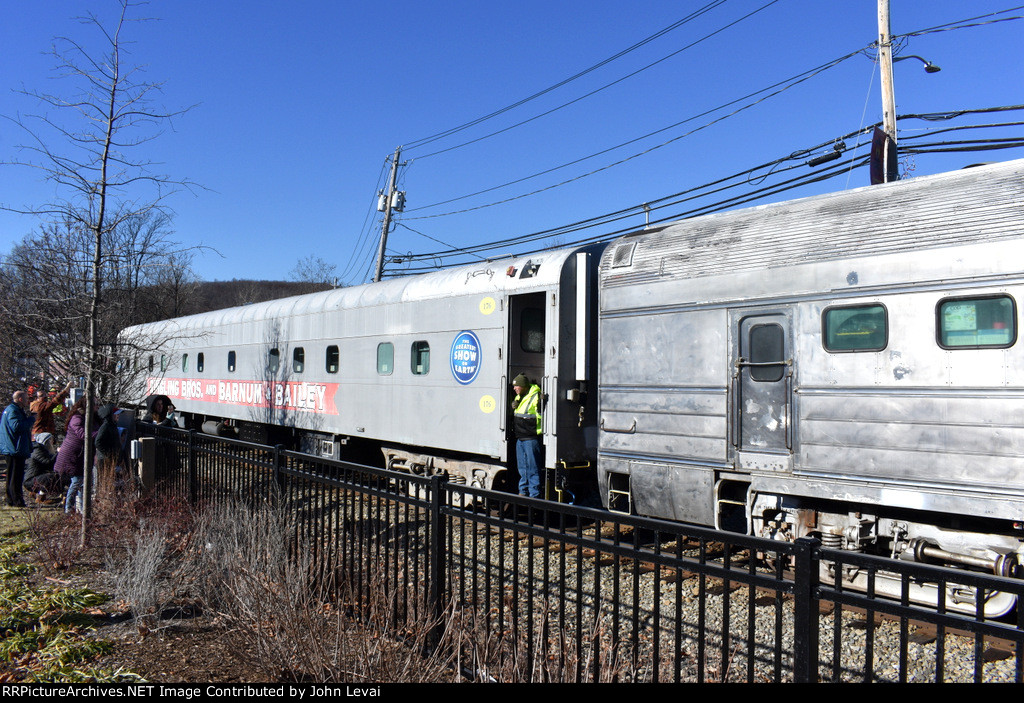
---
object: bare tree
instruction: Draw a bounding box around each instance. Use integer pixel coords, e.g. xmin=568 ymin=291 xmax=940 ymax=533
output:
xmin=1 ymin=212 xmax=194 ymax=398
xmin=1 ymin=1 xmax=197 ymax=539
xmin=289 ymin=255 xmax=338 ymax=293
xmin=148 ymin=250 xmax=200 ymax=320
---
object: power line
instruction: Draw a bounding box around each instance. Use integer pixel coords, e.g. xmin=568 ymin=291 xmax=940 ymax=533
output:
xmin=339 ymin=158 xmax=389 ymax=284
xmin=411 ymin=0 xmax=783 ymax=161
xmin=899 ymin=4 xmax=1024 ymax=38
xmin=404 ymin=47 xmax=865 ymax=219
xmin=394 ymin=125 xmax=882 ymax=265
xmin=402 ymin=0 xmax=732 ymax=151
xmin=399 ymin=11 xmax=1023 ymax=225
xmin=382 ymin=108 xmax=1024 ymax=273
xmin=381 ymin=152 xmax=874 ymax=277
xmin=393 ymin=222 xmax=487 ymax=262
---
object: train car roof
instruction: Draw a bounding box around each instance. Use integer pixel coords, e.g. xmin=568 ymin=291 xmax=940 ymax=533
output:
xmin=126 ymin=245 xmax=597 ymax=335
xmin=601 ymin=158 xmax=1024 ymax=289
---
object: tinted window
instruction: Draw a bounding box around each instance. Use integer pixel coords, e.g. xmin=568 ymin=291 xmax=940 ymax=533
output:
xmin=824 ymin=304 xmax=887 ymax=352
xmin=377 ymin=343 xmax=394 ymax=375
xmin=521 ymin=308 xmax=544 ymax=353
xmin=411 ymin=341 xmax=430 ymax=375
xmin=228 ymin=350 xmax=236 ymax=372
xmin=293 ymin=347 xmax=305 ymax=373
xmin=197 ymin=353 xmax=205 ymax=373
xmin=160 ymin=355 xmax=168 ymax=372
xmin=749 ymin=323 xmax=785 ymax=382
xmin=326 ymin=345 xmax=339 ymax=374
xmin=268 ymin=348 xmax=280 ymax=374
xmin=182 ymin=354 xmax=188 ymax=373
xmin=938 ymin=296 xmax=1016 ymax=348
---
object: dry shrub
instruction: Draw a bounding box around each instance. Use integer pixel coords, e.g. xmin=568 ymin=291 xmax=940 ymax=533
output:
xmin=186 ymin=500 xmax=460 ymax=683
xmin=89 ymin=486 xmax=197 ymax=634
xmin=25 ymin=508 xmax=83 ymax=573
xmin=103 ymin=519 xmax=178 ymax=634
xmin=92 ymin=458 xmax=139 ymax=524
xmin=448 ymin=605 xmax=635 ymax=683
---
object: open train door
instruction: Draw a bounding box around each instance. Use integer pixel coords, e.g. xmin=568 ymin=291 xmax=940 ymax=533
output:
xmin=505 ymin=292 xmax=547 ymax=488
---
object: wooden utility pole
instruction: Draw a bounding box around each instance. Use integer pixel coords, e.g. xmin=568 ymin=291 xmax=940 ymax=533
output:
xmin=374 ymin=146 xmax=402 ymax=283
xmin=877 ymin=0 xmax=898 ymax=182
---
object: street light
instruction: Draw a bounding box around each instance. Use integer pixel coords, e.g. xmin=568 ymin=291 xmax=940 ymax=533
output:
xmin=893 ymin=54 xmax=941 ymax=73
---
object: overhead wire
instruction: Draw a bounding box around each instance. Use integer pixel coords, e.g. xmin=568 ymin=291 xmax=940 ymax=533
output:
xmin=411 ymin=0 xmax=783 ymax=161
xmin=403 ymin=47 xmax=866 ymax=219
xmin=899 ymin=4 xmax=1024 ymax=38
xmin=392 ymin=222 xmax=488 ymax=262
xmin=371 ymin=10 xmax=1024 ymax=279
xmin=395 ymin=123 xmax=882 ymax=264
xmin=339 ymin=157 xmax=389 ymax=284
xmin=385 ymin=107 xmax=1024 ymax=272
xmin=402 ymin=0 xmax=732 ymax=151
xmin=381 ymin=151 xmax=874 ymax=278
xmin=395 ymin=12 xmax=1024 ymax=228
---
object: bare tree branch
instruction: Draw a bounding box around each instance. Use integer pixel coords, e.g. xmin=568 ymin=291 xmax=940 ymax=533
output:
xmin=0 ymin=1 xmax=204 ymax=541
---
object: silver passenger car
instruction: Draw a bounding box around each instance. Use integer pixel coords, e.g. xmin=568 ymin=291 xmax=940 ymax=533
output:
xmin=125 ymin=244 xmax=604 ymax=497
xmin=598 ymin=159 xmax=1024 ymax=613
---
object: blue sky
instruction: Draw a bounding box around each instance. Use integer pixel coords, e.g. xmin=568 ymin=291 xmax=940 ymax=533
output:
xmin=1 ymin=1 xmax=1022 ymax=284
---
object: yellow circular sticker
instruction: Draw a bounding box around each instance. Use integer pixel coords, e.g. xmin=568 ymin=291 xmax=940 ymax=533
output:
xmin=479 ymin=297 xmax=496 ymax=315
xmin=479 ymin=395 xmax=497 ymax=413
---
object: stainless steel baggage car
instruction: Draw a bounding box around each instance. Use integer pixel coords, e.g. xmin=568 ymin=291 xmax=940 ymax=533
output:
xmin=598 ymin=159 xmax=1024 ymax=613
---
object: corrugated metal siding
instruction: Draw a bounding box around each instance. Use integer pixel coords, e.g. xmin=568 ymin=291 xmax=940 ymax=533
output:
xmin=602 ymin=160 xmax=1024 ymax=288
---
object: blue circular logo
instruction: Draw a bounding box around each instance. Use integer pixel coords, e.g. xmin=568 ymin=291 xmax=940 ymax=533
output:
xmin=450 ymin=331 xmax=482 ymax=385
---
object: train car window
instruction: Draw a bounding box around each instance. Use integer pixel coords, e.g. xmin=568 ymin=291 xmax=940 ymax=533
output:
xmin=268 ymin=348 xmax=280 ymax=374
xmin=182 ymin=354 xmax=188 ymax=373
xmin=749 ymin=323 xmax=785 ymax=382
xmin=521 ymin=308 xmax=544 ymax=353
xmin=326 ymin=346 xmax=339 ymax=374
xmin=160 ymin=355 xmax=168 ymax=372
xmin=411 ymin=341 xmax=430 ymax=375
xmin=377 ymin=343 xmax=394 ymax=375
xmin=823 ymin=304 xmax=887 ymax=352
xmin=228 ymin=351 xmax=236 ymax=372
xmin=293 ymin=347 xmax=305 ymax=373
xmin=197 ymin=353 xmax=205 ymax=373
xmin=937 ymin=295 xmax=1016 ymax=349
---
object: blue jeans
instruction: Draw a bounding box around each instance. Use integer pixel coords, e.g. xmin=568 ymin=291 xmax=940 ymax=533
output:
xmin=516 ymin=438 xmax=543 ymax=498
xmin=65 ymin=476 xmax=83 ymax=514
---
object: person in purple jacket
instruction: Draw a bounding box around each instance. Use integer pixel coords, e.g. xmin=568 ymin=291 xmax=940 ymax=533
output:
xmin=55 ymin=396 xmax=98 ymax=514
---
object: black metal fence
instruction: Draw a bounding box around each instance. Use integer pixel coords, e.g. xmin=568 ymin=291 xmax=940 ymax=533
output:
xmin=144 ymin=426 xmax=1024 ymax=683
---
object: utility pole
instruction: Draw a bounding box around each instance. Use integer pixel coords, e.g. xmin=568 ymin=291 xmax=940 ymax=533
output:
xmin=877 ymin=0 xmax=898 ymax=182
xmin=374 ymin=146 xmax=403 ymax=282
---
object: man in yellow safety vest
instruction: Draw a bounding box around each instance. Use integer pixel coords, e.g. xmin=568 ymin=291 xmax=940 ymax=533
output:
xmin=512 ymin=373 xmax=543 ymax=498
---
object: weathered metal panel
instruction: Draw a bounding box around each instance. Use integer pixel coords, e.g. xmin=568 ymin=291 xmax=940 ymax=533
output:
xmin=601 ymin=160 xmax=1024 ymax=291
xmin=600 ymin=310 xmax=726 ymax=386
xmin=598 ymin=159 xmax=1024 ymax=528
xmin=599 ymin=455 xmax=717 ymax=524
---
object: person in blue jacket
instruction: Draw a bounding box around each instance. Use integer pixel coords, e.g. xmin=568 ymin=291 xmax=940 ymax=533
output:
xmin=2 ymin=391 xmax=36 ymax=507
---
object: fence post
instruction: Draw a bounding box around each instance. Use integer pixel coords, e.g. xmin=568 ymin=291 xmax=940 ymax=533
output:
xmin=428 ymin=474 xmax=448 ymax=653
xmin=187 ymin=429 xmax=198 ymax=506
xmin=792 ymin=537 xmax=821 ymax=683
xmin=272 ymin=444 xmax=286 ymax=507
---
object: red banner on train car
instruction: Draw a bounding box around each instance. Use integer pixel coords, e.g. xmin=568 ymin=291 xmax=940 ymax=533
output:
xmin=145 ymin=377 xmax=339 ymax=415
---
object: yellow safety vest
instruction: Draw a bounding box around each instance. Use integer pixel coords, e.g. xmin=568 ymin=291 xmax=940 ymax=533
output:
xmin=513 ymin=384 xmax=542 ymax=437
